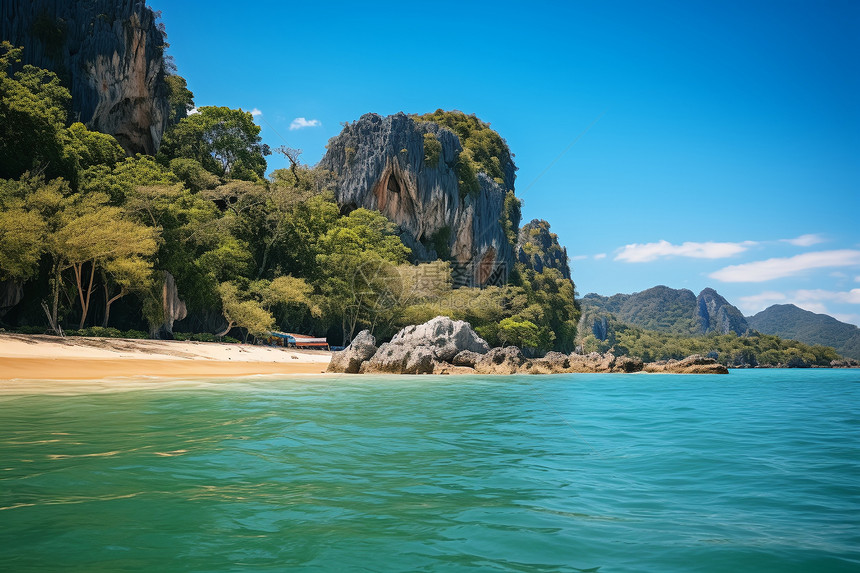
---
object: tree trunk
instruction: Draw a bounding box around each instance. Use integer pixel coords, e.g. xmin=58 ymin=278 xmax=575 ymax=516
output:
xmin=216 ymin=321 xmax=235 ymax=338
xmin=74 ymin=261 xmax=97 ymax=329
xmin=102 ymin=283 xmax=126 ymax=328
xmin=42 ymin=262 xmax=64 ymax=336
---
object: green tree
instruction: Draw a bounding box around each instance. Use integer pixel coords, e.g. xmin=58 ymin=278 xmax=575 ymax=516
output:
xmin=49 ymin=189 xmax=159 ymax=329
xmin=164 ymin=74 xmax=195 ymax=125
xmin=158 ymin=106 xmax=270 ymax=181
xmin=0 ymin=42 xmax=73 ymax=182
xmin=498 ymin=317 xmax=541 ymax=349
xmin=315 ymin=208 xmax=410 ymax=343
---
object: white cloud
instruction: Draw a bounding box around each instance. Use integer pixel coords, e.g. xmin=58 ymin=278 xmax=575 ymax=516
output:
xmin=709 ymin=250 xmax=860 ymax=282
xmin=793 ymin=288 xmax=860 ymax=305
xmin=290 ymin=117 xmax=321 ymax=130
xmin=570 ymin=255 xmax=589 ymax=261
xmin=856 ymin=276 xmax=860 ymax=283
xmin=615 ymin=239 xmax=755 ymax=263
xmin=594 ymin=253 xmax=607 ymax=260
xmin=782 ymin=233 xmax=825 ymax=247
xmin=187 ymin=107 xmax=199 ymax=115
xmin=737 ymin=291 xmax=787 ymax=313
xmin=251 ymin=108 xmax=262 ymax=117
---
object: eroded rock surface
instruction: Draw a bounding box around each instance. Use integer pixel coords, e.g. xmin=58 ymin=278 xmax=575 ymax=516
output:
xmin=319 ymin=113 xmax=517 ymax=286
xmin=389 ymin=316 xmax=489 ymax=362
xmin=474 ymin=346 xmax=528 ymax=375
xmin=327 ymin=330 xmax=377 ymax=373
xmin=644 ymin=354 xmax=729 ymax=374
xmin=359 ymin=343 xmax=436 ymax=375
xmin=1 ymin=0 xmax=172 ymax=154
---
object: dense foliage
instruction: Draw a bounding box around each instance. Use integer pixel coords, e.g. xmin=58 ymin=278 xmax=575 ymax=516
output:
xmin=414 ymin=109 xmax=515 ymax=195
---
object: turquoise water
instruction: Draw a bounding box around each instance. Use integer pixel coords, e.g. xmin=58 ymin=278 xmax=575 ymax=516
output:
xmin=1 ymin=370 xmax=858 ymax=572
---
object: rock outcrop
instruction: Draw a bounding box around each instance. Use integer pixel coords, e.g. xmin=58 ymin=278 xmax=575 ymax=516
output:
xmin=326 ymin=317 xmax=727 ymax=375
xmin=516 ymin=219 xmax=571 ymax=279
xmin=696 ymin=288 xmax=749 ymax=335
xmin=360 ymin=342 xmax=436 ymax=375
xmin=643 ymin=355 xmax=729 ymax=374
xmin=474 ymin=346 xmax=528 ymax=375
xmin=327 ymin=330 xmax=377 ymax=373
xmin=1 ymin=0 xmax=172 ymax=154
xmin=151 ymin=271 xmax=186 ymax=339
xmin=319 ymin=113 xmax=518 ymax=286
xmin=388 ymin=316 xmax=490 ymax=362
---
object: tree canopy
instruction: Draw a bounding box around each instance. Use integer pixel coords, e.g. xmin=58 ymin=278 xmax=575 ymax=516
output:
xmin=158 ymin=106 xmax=270 ymax=181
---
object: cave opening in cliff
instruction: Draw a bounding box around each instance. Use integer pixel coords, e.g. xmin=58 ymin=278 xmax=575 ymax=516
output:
xmin=386 ymin=173 xmax=402 ymax=194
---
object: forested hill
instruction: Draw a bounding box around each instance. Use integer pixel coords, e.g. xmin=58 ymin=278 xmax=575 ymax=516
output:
xmin=747 ymin=305 xmax=860 ymax=360
xmin=580 ymin=286 xmax=748 ymax=337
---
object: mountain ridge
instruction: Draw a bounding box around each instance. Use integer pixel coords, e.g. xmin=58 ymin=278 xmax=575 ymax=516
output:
xmin=747 ymin=304 xmax=860 ymax=360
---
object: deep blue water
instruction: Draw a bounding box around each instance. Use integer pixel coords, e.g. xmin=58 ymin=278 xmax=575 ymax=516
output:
xmin=1 ymin=369 xmax=858 ymax=572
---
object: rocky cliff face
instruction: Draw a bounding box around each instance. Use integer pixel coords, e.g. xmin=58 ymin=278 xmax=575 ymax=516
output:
xmin=1 ymin=0 xmax=171 ymax=154
xmin=696 ymin=287 xmax=748 ymax=336
xmin=319 ymin=113 xmax=517 ymax=286
xmin=516 ymin=219 xmax=571 ymax=279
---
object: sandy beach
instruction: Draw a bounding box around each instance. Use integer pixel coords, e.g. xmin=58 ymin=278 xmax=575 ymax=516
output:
xmin=0 ymin=333 xmax=332 ymax=386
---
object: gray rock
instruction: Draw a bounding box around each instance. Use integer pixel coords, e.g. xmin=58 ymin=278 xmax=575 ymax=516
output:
xmin=474 ymin=346 xmax=527 ymax=375
xmin=327 ymin=330 xmax=377 ymax=373
xmin=151 ymin=271 xmax=187 ymax=339
xmin=528 ymin=351 xmax=572 ymax=373
xmin=696 ymin=288 xmax=749 ymax=335
xmin=319 ymin=113 xmax=517 ymax=286
xmin=1 ymin=0 xmax=172 ymax=154
xmin=389 ymin=316 xmax=489 ymax=362
xmin=360 ymin=343 xmax=436 ymax=374
xmin=451 ymin=350 xmax=481 ymax=368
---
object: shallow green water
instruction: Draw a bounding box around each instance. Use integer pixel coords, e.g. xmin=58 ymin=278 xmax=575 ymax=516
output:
xmin=1 ymin=369 xmax=858 ymax=572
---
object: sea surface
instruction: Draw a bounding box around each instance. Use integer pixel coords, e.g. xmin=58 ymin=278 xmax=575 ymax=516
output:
xmin=1 ymin=369 xmax=858 ymax=572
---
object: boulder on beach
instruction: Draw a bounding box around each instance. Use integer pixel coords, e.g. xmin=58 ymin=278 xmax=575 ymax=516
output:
xmin=326 ymin=330 xmax=378 ymax=373
xmin=474 ymin=346 xmax=528 ymax=375
xmin=359 ymin=343 xmax=436 ymax=375
xmin=389 ymin=316 xmax=490 ymax=362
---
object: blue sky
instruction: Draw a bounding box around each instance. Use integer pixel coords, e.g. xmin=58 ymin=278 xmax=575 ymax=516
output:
xmin=154 ymin=0 xmax=860 ymax=325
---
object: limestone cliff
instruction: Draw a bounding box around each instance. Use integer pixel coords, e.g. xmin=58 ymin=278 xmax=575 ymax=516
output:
xmin=1 ymin=0 xmax=171 ymax=154
xmin=696 ymin=287 xmax=749 ymax=336
xmin=319 ymin=112 xmax=518 ymax=286
xmin=516 ymin=219 xmax=571 ymax=279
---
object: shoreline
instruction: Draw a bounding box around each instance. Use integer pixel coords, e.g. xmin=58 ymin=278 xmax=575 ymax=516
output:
xmin=0 ymin=334 xmax=332 ymax=387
